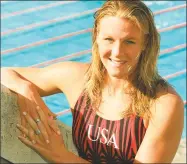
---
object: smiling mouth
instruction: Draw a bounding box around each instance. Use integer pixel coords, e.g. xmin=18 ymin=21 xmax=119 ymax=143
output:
xmin=109 ymin=58 xmax=127 ymax=67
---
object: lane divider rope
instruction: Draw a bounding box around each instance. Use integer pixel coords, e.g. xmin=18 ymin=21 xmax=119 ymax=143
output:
xmin=153 ymin=4 xmax=186 ymax=15
xmin=1 ymin=22 xmax=186 ymax=55
xmin=164 ymin=69 xmax=186 ymax=80
xmin=2 ymin=2 xmax=185 ymax=19
xmin=1 ymin=1 xmax=77 ymax=19
xmin=31 ymin=49 xmax=92 ymax=68
xmin=1 ymin=4 xmax=185 ymax=36
xmin=158 ymin=22 xmax=186 ymax=33
xmin=1 ymin=28 xmax=92 ymax=55
xmin=159 ymin=44 xmax=186 ymax=56
xmin=1 ymin=8 xmax=99 ymax=36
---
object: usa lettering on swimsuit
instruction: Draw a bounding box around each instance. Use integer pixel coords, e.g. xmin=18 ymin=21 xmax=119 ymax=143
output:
xmin=87 ymin=124 xmax=119 ymax=149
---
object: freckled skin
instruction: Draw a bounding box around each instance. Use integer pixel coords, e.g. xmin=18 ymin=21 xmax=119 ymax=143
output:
xmin=97 ymin=16 xmax=145 ymax=79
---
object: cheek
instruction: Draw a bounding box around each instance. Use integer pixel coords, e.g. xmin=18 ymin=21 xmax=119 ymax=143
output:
xmin=128 ymin=46 xmax=142 ymax=59
xmin=131 ymin=53 xmax=142 ymax=67
xmin=98 ymin=46 xmax=110 ymax=58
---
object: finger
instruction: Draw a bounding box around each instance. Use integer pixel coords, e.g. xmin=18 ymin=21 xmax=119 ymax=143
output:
xmin=28 ymin=125 xmax=46 ymax=146
xmin=48 ymin=117 xmax=61 ymax=135
xmin=35 ymin=133 xmax=46 ymax=147
xmin=26 ymin=98 xmax=40 ymax=121
xmin=20 ymin=115 xmax=27 ymax=137
xmin=28 ymin=125 xmax=37 ymax=144
xmin=18 ymin=94 xmax=29 ymax=137
xmin=23 ymin=111 xmax=50 ymax=144
xmin=35 ymin=118 xmax=50 ymax=144
xmin=17 ymin=124 xmax=37 ymax=144
xmin=36 ymin=98 xmax=57 ymax=118
xmin=36 ymin=106 xmax=51 ymax=135
xmin=21 ymin=115 xmax=26 ymax=128
xmin=24 ymin=98 xmax=50 ymax=140
xmin=29 ymin=92 xmax=55 ymax=118
xmin=16 ymin=124 xmax=29 ymax=137
xmin=23 ymin=112 xmax=39 ymax=131
xmin=17 ymin=124 xmax=46 ymax=146
xmin=18 ymin=94 xmax=29 ymax=114
xmin=48 ymin=111 xmax=57 ymax=119
xmin=27 ymin=102 xmax=50 ymax=143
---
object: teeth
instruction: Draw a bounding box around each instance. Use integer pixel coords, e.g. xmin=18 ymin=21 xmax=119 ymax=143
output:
xmin=110 ymin=59 xmax=126 ymax=67
xmin=111 ymin=60 xmax=124 ymax=64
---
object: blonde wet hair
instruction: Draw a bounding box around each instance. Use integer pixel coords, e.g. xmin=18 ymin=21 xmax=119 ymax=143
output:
xmin=84 ymin=0 xmax=169 ymax=119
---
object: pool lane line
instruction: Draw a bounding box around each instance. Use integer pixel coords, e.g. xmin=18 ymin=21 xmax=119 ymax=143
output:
xmin=164 ymin=69 xmax=186 ymax=80
xmin=153 ymin=4 xmax=186 ymax=15
xmin=2 ymin=3 xmax=186 ymax=20
xmin=158 ymin=22 xmax=186 ymax=33
xmin=1 ymin=1 xmax=77 ymax=19
xmin=159 ymin=44 xmax=186 ymax=56
xmin=1 ymin=22 xmax=185 ymax=55
xmin=31 ymin=49 xmax=92 ymax=68
xmin=1 ymin=8 xmax=99 ymax=36
xmin=1 ymin=28 xmax=92 ymax=55
xmin=30 ymin=43 xmax=186 ymax=68
xmin=1 ymin=4 xmax=185 ymax=36
xmin=56 ymin=109 xmax=71 ymax=116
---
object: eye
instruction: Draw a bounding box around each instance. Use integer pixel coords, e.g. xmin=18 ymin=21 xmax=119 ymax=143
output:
xmin=105 ymin=38 xmax=113 ymax=42
xmin=125 ymin=40 xmax=135 ymax=44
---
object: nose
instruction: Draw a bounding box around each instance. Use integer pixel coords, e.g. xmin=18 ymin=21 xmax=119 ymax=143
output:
xmin=111 ymin=41 xmax=123 ymax=58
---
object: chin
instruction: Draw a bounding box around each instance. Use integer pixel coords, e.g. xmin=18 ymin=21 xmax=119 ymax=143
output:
xmin=107 ymin=70 xmax=129 ymax=79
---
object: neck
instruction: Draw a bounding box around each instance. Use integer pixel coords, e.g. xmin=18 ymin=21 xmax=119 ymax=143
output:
xmin=103 ymin=74 xmax=134 ymax=97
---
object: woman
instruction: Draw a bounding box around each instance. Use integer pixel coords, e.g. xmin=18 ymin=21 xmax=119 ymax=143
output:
xmin=1 ymin=1 xmax=184 ymax=163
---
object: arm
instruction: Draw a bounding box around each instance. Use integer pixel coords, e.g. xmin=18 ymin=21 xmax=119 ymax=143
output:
xmin=1 ymin=62 xmax=88 ymax=138
xmin=1 ymin=63 xmax=69 ymax=140
xmin=134 ymin=90 xmax=184 ymax=163
xmin=1 ymin=64 xmax=64 ymax=97
xmin=1 ymin=61 xmax=88 ymax=98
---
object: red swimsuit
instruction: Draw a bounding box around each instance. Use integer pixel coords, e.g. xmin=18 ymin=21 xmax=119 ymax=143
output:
xmin=72 ymin=92 xmax=147 ymax=163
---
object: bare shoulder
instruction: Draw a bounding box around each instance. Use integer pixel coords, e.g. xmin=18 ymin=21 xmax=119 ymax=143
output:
xmin=49 ymin=61 xmax=90 ymax=108
xmin=151 ymin=85 xmax=184 ymax=119
xmin=50 ymin=61 xmax=90 ymax=90
xmin=48 ymin=61 xmax=89 ymax=76
xmin=148 ymin=84 xmax=184 ymax=140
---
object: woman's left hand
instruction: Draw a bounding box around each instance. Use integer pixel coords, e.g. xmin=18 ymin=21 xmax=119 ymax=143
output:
xmin=16 ymin=107 xmax=66 ymax=163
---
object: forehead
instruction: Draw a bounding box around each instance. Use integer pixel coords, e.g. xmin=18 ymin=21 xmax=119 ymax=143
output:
xmin=98 ymin=16 xmax=142 ymax=39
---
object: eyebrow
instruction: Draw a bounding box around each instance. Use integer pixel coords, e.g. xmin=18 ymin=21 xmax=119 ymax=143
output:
xmin=102 ymin=35 xmax=138 ymax=40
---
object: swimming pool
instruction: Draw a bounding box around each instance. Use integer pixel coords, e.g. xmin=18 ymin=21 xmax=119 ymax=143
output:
xmin=1 ymin=1 xmax=186 ymax=138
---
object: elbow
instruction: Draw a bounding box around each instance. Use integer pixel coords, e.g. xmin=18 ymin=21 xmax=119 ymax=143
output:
xmin=1 ymin=67 xmax=13 ymax=82
xmin=1 ymin=67 xmax=17 ymax=78
xmin=1 ymin=67 xmax=12 ymax=73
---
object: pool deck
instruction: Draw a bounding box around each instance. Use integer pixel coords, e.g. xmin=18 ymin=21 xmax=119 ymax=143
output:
xmin=1 ymin=84 xmax=186 ymax=163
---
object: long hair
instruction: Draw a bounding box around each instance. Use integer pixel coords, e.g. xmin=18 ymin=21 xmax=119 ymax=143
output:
xmin=84 ymin=0 xmax=170 ymax=119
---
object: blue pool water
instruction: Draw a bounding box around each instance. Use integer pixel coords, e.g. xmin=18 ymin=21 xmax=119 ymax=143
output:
xmin=1 ymin=1 xmax=186 ymax=138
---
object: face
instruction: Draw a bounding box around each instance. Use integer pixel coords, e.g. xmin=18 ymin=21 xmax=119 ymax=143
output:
xmin=96 ymin=16 xmax=145 ymax=79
